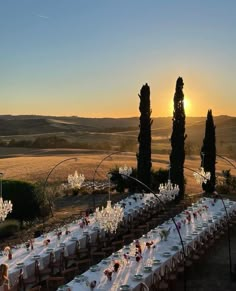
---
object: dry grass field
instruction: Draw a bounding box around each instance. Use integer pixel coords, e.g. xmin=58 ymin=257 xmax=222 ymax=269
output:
xmin=1 ymin=148 xmax=235 ymax=195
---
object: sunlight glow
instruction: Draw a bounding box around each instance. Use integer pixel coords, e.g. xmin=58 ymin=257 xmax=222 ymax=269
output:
xmin=184 ymin=97 xmax=191 ymax=115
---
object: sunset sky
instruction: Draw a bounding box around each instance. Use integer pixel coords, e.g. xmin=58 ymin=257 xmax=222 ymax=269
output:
xmin=0 ymin=0 xmax=235 ymax=118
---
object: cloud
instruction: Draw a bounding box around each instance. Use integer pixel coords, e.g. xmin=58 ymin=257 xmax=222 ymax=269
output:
xmin=36 ymin=14 xmax=49 ymax=19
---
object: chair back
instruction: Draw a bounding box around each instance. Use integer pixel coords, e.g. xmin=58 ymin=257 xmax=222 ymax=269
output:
xmin=140 ymin=282 xmax=149 ymax=290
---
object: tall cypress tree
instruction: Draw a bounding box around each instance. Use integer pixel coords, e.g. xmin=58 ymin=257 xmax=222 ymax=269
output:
xmin=201 ymin=109 xmax=216 ymax=192
xmin=137 ymin=83 xmax=152 ymax=187
xmin=170 ymin=77 xmax=186 ymax=199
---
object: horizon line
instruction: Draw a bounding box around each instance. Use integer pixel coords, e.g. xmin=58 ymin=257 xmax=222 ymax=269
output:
xmin=0 ymin=114 xmax=235 ymax=119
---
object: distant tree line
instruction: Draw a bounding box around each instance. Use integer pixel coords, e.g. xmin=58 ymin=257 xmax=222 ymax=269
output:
xmin=0 ymin=135 xmax=137 ymax=152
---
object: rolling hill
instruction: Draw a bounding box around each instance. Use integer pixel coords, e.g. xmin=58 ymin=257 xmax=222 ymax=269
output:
xmin=0 ymin=115 xmax=235 ymax=157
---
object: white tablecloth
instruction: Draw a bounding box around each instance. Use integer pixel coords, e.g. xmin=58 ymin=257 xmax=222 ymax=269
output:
xmin=0 ymin=193 xmax=159 ymax=287
xmin=64 ymin=198 xmax=236 ymax=291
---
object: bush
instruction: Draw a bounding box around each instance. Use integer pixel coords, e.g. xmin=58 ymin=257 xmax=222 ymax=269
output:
xmin=2 ymin=180 xmax=42 ymax=224
xmin=0 ymin=219 xmax=20 ymax=238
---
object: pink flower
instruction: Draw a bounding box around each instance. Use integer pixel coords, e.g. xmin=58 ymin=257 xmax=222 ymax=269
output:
xmin=104 ymin=269 xmax=113 ymax=280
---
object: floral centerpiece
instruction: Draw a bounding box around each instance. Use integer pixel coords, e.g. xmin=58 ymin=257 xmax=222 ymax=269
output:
xmin=123 ymin=253 xmax=130 ymax=264
xmin=4 ymin=246 xmax=12 ymax=260
xmin=104 ymin=269 xmax=113 ymax=280
xmin=25 ymin=241 xmax=30 ymax=251
xmin=65 ymin=227 xmax=71 ymax=235
xmin=146 ymin=241 xmax=154 ymax=248
xmin=135 ymin=253 xmax=142 ymax=262
xmin=57 ymin=231 xmax=62 ymax=240
xmin=113 ymin=261 xmax=120 ymax=272
xmin=135 ymin=239 xmax=142 ymax=254
xmin=43 ymin=239 xmax=50 ymax=246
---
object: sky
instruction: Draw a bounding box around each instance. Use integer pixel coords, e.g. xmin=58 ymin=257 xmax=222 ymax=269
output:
xmin=0 ymin=0 xmax=235 ymax=118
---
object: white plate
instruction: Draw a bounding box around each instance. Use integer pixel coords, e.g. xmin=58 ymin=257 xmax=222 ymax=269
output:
xmin=153 ymin=259 xmax=161 ymax=265
xmin=162 ymin=252 xmax=171 ymax=257
xmin=133 ymin=274 xmax=143 ymax=280
xmin=90 ymin=265 xmax=100 ymax=272
xmin=120 ymin=285 xmax=130 ymax=290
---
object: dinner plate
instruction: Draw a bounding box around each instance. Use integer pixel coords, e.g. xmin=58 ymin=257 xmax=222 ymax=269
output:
xmin=113 ymin=252 xmax=120 ymax=258
xmin=57 ymin=285 xmax=70 ymax=290
xmin=101 ymin=259 xmax=110 ymax=265
xmin=162 ymin=252 xmax=171 ymax=257
xmin=123 ymin=245 xmax=130 ymax=250
xmin=191 ymin=231 xmax=198 ymax=236
xmin=74 ymin=275 xmax=88 ymax=282
xmin=70 ymin=237 xmax=78 ymax=241
xmin=185 ymin=235 xmax=192 ymax=240
xmin=143 ymin=266 xmax=152 ymax=272
xmin=133 ymin=274 xmax=143 ymax=280
xmin=196 ymin=227 xmax=202 ymax=231
xmin=90 ymin=265 xmax=100 ymax=272
xmin=32 ymin=255 xmax=40 ymax=260
xmin=16 ymin=263 xmax=24 ymax=268
xmin=120 ymin=284 xmax=130 ymax=290
xmin=153 ymin=259 xmax=161 ymax=265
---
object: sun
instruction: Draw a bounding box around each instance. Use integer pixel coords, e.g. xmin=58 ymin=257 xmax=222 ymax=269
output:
xmin=184 ymin=97 xmax=191 ymax=115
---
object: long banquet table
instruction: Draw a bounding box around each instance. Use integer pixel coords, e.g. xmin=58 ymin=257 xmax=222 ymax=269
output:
xmin=0 ymin=193 xmax=159 ymax=287
xmin=61 ymin=197 xmax=236 ymax=291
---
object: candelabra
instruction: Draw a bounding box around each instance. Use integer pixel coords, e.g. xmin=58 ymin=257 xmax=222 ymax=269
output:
xmin=159 ymin=165 xmax=179 ymax=201
xmin=0 ymin=173 xmax=13 ymax=222
xmin=193 ymin=152 xmax=211 ymax=184
xmin=193 ymin=167 xmax=211 ymax=184
xmin=119 ymin=165 xmax=132 ymax=177
xmin=68 ymin=171 xmax=85 ymax=189
xmin=94 ymin=174 xmax=124 ymax=233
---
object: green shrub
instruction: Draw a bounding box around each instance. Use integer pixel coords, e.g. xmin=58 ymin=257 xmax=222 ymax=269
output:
xmin=2 ymin=180 xmax=42 ymax=224
xmin=0 ymin=219 xmax=20 ymax=238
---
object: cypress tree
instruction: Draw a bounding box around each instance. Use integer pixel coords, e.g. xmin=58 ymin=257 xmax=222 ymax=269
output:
xmin=201 ymin=109 xmax=216 ymax=192
xmin=137 ymin=83 xmax=152 ymax=187
xmin=170 ymin=77 xmax=186 ymax=199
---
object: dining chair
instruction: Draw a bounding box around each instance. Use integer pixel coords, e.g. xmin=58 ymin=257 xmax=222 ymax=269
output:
xmin=140 ymin=282 xmax=150 ymax=290
xmin=150 ymin=272 xmax=160 ymax=291
xmin=158 ymin=265 xmax=170 ymax=291
xmin=61 ymin=266 xmax=78 ymax=283
xmin=29 ymin=286 xmax=42 ymax=291
xmin=76 ymin=258 xmax=91 ymax=274
xmin=46 ymin=276 xmax=65 ymax=291
xmin=91 ymin=251 xmax=106 ymax=264
xmin=111 ymin=240 xmax=124 ymax=250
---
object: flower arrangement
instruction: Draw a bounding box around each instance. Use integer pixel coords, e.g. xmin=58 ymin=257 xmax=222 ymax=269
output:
xmin=3 ymin=246 xmax=12 ymax=260
xmin=65 ymin=227 xmax=71 ymax=235
xmin=89 ymin=280 xmax=96 ymax=289
xmin=135 ymin=240 xmax=142 ymax=254
xmin=29 ymin=239 xmax=34 ymax=250
xmin=135 ymin=253 xmax=142 ymax=262
xmin=113 ymin=261 xmax=120 ymax=272
xmin=159 ymin=227 xmax=171 ymax=241
xmin=57 ymin=231 xmax=62 ymax=240
xmin=3 ymin=246 xmax=11 ymax=253
xmin=104 ymin=269 xmax=113 ymax=280
xmin=43 ymin=239 xmax=50 ymax=246
xmin=123 ymin=253 xmax=130 ymax=264
xmin=202 ymin=205 xmax=209 ymax=211
xmin=25 ymin=241 xmax=30 ymax=251
xmin=146 ymin=241 xmax=154 ymax=248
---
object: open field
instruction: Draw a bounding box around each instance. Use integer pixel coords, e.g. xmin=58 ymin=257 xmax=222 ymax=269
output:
xmin=1 ymin=148 xmax=236 ymax=195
